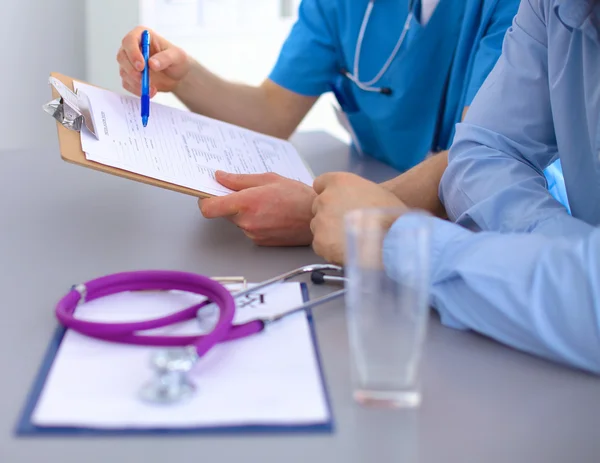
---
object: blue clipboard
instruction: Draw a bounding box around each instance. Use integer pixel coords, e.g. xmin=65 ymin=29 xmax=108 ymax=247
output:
xmin=15 ymin=283 xmax=335 ymax=436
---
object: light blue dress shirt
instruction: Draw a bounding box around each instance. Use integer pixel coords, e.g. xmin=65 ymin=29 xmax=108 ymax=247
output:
xmin=268 ymin=0 xmax=520 ymax=171
xmin=384 ymin=0 xmax=600 ymax=374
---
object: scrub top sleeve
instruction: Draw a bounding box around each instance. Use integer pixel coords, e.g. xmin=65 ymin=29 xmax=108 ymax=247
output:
xmin=268 ymin=0 xmax=340 ymax=97
xmin=464 ymin=0 xmax=521 ymax=105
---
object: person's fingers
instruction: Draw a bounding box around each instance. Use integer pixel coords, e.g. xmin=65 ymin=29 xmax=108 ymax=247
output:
xmin=121 ymin=30 xmax=147 ymax=72
xmin=311 ymin=194 xmax=321 ymax=216
xmin=311 ymin=231 xmax=325 ymax=258
xmin=148 ymin=47 xmax=187 ymax=72
xmin=241 ymin=228 xmax=258 ymax=242
xmin=123 ymin=78 xmax=156 ymax=97
xmin=117 ymin=48 xmax=138 ymax=79
xmin=215 ymin=171 xmax=280 ymax=191
xmin=121 ymin=75 xmax=142 ymax=96
xmin=313 ymin=172 xmax=359 ymax=194
xmin=122 ymin=80 xmax=139 ymax=96
xmin=199 ymin=195 xmax=241 ymax=218
xmin=221 ymin=215 xmax=259 ymax=243
xmin=120 ymin=66 xmax=141 ymax=85
xmin=313 ymin=173 xmax=337 ymax=195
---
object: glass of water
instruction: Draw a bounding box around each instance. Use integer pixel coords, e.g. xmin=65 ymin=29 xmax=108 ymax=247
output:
xmin=344 ymin=208 xmax=431 ymax=408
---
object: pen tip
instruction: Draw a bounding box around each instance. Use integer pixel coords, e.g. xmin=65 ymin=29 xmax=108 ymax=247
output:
xmin=142 ymin=117 xmax=148 ymax=127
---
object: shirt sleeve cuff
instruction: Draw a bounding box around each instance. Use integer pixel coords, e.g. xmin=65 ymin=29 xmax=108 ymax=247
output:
xmin=268 ymin=67 xmax=329 ymax=97
xmin=382 ymin=212 xmax=473 ymax=330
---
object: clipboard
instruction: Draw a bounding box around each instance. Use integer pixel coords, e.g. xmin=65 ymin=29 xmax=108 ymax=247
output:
xmin=45 ymin=73 xmax=317 ymax=199
xmin=47 ymin=72 xmax=212 ymax=198
xmin=14 ymin=282 xmax=335 ymax=436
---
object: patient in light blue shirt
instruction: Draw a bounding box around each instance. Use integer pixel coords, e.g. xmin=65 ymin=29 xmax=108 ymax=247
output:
xmin=383 ymin=0 xmax=600 ymax=374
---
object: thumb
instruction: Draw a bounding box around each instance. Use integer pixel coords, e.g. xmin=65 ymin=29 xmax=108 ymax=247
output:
xmin=149 ymin=46 xmax=187 ymax=72
xmin=215 ymin=171 xmax=278 ymax=191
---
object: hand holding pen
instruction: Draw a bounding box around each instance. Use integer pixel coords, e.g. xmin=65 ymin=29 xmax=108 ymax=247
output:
xmin=116 ymin=27 xmax=194 ymax=124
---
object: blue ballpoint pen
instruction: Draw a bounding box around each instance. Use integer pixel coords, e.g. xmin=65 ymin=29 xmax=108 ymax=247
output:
xmin=140 ymin=30 xmax=150 ymax=127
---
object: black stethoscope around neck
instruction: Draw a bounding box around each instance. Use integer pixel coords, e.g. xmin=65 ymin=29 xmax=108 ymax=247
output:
xmin=341 ymin=0 xmax=415 ymax=96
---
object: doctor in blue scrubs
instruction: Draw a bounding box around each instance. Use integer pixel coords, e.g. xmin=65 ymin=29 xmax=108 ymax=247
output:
xmin=117 ymin=0 xmax=520 ymax=245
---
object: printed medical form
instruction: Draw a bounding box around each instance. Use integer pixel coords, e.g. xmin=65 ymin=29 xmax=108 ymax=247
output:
xmin=73 ymin=81 xmax=314 ymax=196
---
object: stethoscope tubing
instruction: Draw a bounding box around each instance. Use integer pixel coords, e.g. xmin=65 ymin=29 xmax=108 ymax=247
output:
xmin=56 ymin=270 xmax=240 ymax=356
xmin=56 ymin=265 xmax=346 ymax=354
xmin=343 ymin=0 xmax=414 ymax=94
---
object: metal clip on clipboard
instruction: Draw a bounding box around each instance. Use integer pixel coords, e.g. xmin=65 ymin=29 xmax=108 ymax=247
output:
xmin=43 ymin=76 xmax=99 ymax=140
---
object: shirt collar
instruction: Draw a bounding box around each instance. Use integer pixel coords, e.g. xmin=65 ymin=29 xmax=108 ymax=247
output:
xmin=554 ymin=0 xmax=598 ymax=32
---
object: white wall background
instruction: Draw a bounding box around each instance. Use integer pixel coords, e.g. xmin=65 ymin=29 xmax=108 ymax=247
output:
xmin=0 ymin=0 xmax=348 ymax=152
xmin=0 ymin=0 xmax=86 ymax=151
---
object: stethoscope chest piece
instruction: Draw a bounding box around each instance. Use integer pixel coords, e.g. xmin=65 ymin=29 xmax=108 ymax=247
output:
xmin=139 ymin=346 xmax=199 ymax=405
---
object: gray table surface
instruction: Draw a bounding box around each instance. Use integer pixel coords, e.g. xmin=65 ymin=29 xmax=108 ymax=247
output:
xmin=1 ymin=131 xmax=599 ymax=463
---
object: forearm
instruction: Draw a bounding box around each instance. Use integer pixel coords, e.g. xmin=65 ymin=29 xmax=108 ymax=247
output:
xmin=174 ymin=58 xmax=315 ymax=139
xmin=384 ymin=215 xmax=600 ymax=375
xmin=434 ymin=227 xmax=600 ymax=374
xmin=380 ymin=152 xmax=448 ymax=218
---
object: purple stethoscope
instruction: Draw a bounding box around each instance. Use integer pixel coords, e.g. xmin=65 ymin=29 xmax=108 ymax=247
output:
xmin=55 ymin=264 xmax=345 ymax=404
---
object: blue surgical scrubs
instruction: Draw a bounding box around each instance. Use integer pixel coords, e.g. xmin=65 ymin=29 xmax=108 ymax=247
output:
xmin=269 ymin=0 xmax=521 ymax=172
